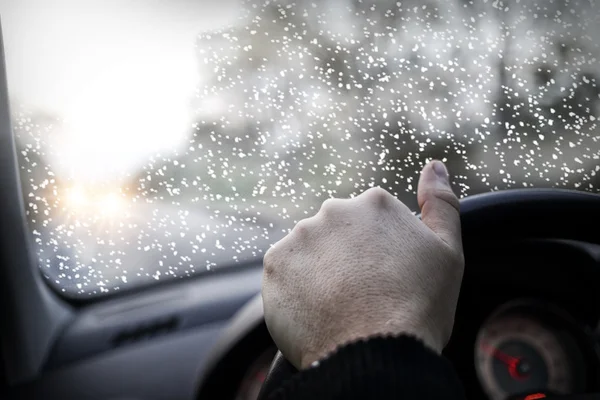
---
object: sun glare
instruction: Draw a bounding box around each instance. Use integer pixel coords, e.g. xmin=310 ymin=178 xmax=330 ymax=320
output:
xmin=62 ymin=185 xmax=127 ymax=219
xmin=65 ymin=186 xmax=88 ymax=209
xmin=99 ymin=192 xmax=125 ymax=216
xmin=58 ymin=54 xmax=196 ymax=182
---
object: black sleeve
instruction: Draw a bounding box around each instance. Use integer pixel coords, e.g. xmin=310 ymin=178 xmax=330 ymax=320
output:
xmin=266 ymin=335 xmax=466 ymax=400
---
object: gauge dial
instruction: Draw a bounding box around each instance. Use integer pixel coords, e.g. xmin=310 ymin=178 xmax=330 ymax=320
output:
xmin=475 ymin=314 xmax=572 ymax=400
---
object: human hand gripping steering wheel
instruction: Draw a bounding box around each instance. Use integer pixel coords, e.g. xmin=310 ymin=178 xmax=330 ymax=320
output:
xmin=261 ymin=160 xmax=465 ymax=370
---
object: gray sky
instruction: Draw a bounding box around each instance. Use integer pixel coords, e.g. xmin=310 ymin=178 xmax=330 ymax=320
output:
xmin=0 ymin=0 xmax=239 ymax=181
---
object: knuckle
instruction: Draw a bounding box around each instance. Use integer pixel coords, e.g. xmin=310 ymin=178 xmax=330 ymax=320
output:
xmin=418 ymin=188 xmax=460 ymax=224
xmin=319 ymin=198 xmax=344 ymax=215
xmin=293 ymin=216 xmax=315 ymax=236
xmin=263 ymin=246 xmax=279 ymax=275
xmin=361 ymin=186 xmax=392 ymax=207
xmin=435 ymin=189 xmax=460 ymax=214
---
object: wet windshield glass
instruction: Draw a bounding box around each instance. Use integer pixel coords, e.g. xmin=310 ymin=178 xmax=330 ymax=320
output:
xmin=4 ymin=0 xmax=599 ymax=297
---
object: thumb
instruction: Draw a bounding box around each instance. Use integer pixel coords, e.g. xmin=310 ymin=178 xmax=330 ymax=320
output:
xmin=417 ymin=160 xmax=462 ymax=251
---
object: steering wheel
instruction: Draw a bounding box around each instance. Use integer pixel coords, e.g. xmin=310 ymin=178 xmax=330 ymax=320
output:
xmin=258 ymin=188 xmax=600 ymax=398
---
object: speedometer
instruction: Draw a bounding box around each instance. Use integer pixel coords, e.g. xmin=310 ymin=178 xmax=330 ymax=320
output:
xmin=475 ymin=314 xmax=573 ymax=399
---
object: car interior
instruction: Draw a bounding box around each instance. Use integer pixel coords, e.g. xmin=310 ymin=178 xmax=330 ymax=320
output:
xmin=1 ymin=1 xmax=600 ymax=400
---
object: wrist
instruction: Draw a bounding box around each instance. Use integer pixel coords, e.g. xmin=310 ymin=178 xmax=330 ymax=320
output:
xmin=300 ymin=327 xmax=442 ymax=369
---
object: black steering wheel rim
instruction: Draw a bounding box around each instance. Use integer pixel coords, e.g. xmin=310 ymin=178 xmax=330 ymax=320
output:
xmin=257 ymin=188 xmax=600 ymax=399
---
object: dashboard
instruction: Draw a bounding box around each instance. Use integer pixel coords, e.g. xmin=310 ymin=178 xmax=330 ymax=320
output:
xmin=197 ymin=238 xmax=600 ymax=400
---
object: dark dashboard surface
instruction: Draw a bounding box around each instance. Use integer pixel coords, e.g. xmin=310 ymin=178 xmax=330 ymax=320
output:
xmin=9 ymin=266 xmax=265 ymax=400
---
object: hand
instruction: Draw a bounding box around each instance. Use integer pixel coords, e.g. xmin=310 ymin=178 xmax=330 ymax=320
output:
xmin=262 ymin=160 xmax=465 ymax=369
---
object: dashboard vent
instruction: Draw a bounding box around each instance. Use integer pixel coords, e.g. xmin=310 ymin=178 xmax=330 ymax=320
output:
xmin=111 ymin=316 xmax=179 ymax=347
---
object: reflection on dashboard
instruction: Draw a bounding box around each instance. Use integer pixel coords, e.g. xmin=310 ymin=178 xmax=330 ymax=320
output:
xmin=235 ymin=347 xmax=277 ymax=400
xmin=474 ymin=302 xmax=587 ymax=400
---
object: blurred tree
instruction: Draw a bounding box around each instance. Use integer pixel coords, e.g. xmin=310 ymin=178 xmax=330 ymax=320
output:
xmin=133 ymin=0 xmax=600 ymax=220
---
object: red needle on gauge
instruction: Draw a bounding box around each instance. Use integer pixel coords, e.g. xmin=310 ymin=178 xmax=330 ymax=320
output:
xmin=479 ymin=341 xmax=529 ymax=381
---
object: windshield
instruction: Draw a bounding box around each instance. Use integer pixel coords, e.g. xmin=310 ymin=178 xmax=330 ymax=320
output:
xmin=3 ymin=0 xmax=599 ymax=298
